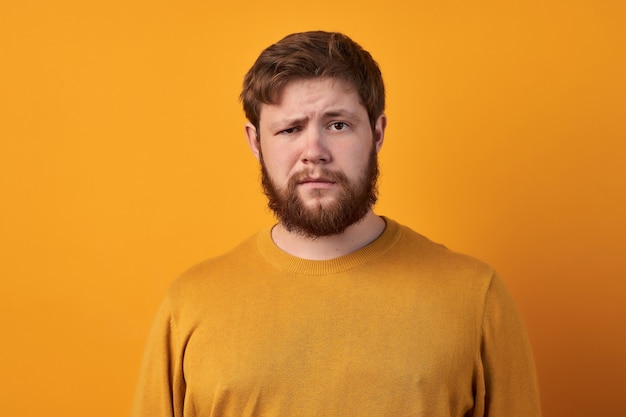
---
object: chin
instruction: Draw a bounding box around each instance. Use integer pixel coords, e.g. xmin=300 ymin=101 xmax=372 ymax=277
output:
xmin=301 ymin=196 xmax=339 ymax=210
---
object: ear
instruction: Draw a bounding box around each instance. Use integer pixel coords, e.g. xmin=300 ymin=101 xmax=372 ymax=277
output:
xmin=373 ymin=113 xmax=387 ymax=153
xmin=245 ymin=122 xmax=261 ymax=161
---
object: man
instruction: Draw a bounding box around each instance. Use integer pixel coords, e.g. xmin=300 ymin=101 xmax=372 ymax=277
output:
xmin=132 ymin=31 xmax=541 ymax=416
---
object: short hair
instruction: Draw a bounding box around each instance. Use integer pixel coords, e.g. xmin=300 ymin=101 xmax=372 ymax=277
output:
xmin=240 ymin=31 xmax=385 ymax=132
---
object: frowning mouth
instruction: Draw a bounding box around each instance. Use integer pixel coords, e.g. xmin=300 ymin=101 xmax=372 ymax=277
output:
xmin=290 ymin=169 xmax=346 ymax=189
xmin=298 ymin=177 xmax=336 ymax=185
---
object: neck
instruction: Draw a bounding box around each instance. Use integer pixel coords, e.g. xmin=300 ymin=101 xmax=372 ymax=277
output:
xmin=271 ymin=211 xmax=386 ymax=261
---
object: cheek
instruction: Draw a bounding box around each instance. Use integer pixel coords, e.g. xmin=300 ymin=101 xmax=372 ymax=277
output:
xmin=260 ymin=146 xmax=297 ymax=180
xmin=343 ymin=145 xmax=373 ymax=176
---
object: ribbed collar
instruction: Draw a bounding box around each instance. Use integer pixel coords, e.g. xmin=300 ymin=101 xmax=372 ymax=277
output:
xmin=256 ymin=217 xmax=403 ymax=276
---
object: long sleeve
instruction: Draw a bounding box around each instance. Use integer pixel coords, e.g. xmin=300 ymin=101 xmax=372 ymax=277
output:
xmin=132 ymin=296 xmax=186 ymax=417
xmin=479 ymin=274 xmax=542 ymax=416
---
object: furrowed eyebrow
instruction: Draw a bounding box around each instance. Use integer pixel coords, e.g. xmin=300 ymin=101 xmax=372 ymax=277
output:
xmin=263 ymin=109 xmax=361 ymax=131
xmin=267 ymin=116 xmax=308 ymax=131
xmin=323 ymin=109 xmax=359 ymax=120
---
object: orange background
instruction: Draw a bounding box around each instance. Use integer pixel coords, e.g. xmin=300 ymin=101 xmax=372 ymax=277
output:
xmin=1 ymin=1 xmax=625 ymax=415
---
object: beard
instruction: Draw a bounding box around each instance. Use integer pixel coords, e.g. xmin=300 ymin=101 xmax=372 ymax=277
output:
xmin=260 ymin=146 xmax=379 ymax=238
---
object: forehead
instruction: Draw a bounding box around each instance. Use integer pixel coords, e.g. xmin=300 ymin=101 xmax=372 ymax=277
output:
xmin=259 ymin=77 xmax=364 ymax=121
xmin=277 ymin=77 xmax=355 ymax=98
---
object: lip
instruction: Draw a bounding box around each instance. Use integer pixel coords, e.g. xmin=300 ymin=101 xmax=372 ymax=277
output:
xmin=297 ymin=177 xmax=337 ymax=189
xmin=298 ymin=177 xmax=336 ymax=185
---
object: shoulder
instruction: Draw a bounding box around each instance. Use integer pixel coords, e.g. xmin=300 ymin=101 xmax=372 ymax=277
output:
xmin=377 ymin=220 xmax=507 ymax=328
xmin=165 ymin=231 xmax=263 ymax=304
xmin=394 ymin=220 xmax=493 ymax=271
xmin=380 ymin=219 xmax=497 ymax=304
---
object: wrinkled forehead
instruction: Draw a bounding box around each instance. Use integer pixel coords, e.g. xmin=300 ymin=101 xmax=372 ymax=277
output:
xmin=258 ymin=78 xmax=364 ymax=122
xmin=269 ymin=75 xmax=356 ymax=100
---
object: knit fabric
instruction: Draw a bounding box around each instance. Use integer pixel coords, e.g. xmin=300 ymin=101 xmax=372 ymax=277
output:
xmin=132 ymin=218 xmax=541 ymax=416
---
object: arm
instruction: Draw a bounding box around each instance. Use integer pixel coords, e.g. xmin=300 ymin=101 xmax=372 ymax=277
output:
xmin=132 ymin=296 xmax=186 ymax=417
xmin=479 ymin=274 xmax=542 ymax=416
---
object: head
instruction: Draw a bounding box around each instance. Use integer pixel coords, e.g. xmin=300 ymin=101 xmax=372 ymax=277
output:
xmin=240 ymin=31 xmax=385 ymax=133
xmin=241 ymin=32 xmax=386 ymax=237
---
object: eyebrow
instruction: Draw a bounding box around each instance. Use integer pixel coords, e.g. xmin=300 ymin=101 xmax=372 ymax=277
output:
xmin=265 ymin=109 xmax=362 ymax=131
xmin=267 ymin=116 xmax=309 ymax=131
xmin=323 ymin=109 xmax=359 ymax=119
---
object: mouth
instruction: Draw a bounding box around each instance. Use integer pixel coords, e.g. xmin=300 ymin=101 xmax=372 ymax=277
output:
xmin=299 ymin=177 xmax=336 ymax=185
xmin=296 ymin=176 xmax=338 ymax=191
xmin=298 ymin=177 xmax=336 ymax=187
xmin=291 ymin=169 xmax=345 ymax=190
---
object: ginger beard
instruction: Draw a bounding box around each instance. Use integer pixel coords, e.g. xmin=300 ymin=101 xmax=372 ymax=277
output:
xmin=259 ymin=145 xmax=379 ymax=238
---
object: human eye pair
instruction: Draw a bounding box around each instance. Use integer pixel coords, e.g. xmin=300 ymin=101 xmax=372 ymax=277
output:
xmin=278 ymin=123 xmax=347 ymax=135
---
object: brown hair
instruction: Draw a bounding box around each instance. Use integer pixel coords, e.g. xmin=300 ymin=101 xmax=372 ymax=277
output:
xmin=240 ymin=31 xmax=385 ymax=131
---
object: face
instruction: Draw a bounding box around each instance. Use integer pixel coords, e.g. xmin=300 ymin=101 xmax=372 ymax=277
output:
xmin=246 ymin=78 xmax=386 ymax=237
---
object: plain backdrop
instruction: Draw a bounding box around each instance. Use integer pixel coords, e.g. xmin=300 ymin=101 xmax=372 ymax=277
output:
xmin=1 ymin=0 xmax=625 ymax=415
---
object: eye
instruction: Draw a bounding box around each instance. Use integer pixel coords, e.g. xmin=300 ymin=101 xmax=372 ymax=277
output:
xmin=278 ymin=126 xmax=299 ymax=135
xmin=330 ymin=122 xmax=349 ymax=131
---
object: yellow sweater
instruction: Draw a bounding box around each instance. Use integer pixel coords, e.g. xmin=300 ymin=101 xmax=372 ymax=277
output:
xmin=132 ymin=218 xmax=541 ymax=416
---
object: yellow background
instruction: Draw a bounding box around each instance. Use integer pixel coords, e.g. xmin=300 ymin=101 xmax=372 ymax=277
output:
xmin=1 ymin=0 xmax=625 ymax=415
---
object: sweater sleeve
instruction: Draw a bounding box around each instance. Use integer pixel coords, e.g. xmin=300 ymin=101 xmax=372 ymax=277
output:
xmin=480 ymin=273 xmax=542 ymax=416
xmin=132 ymin=296 xmax=186 ymax=417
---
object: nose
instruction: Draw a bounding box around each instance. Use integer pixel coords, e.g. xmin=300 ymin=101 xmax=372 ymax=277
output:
xmin=300 ymin=127 xmax=331 ymax=164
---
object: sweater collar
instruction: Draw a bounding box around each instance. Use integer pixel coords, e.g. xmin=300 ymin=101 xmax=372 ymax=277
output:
xmin=256 ymin=217 xmax=402 ymax=276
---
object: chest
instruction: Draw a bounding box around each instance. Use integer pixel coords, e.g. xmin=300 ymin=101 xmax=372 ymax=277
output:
xmin=179 ymin=279 xmax=481 ymax=416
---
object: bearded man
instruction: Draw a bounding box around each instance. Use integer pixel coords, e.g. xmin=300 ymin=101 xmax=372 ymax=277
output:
xmin=132 ymin=31 xmax=541 ymax=417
